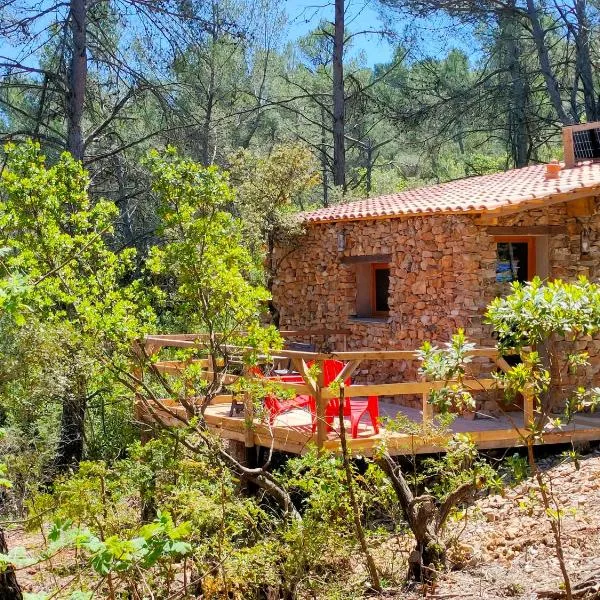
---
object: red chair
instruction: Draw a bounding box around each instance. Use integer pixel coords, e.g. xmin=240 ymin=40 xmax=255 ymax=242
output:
xmin=250 ymin=367 xmax=311 ymax=425
xmin=348 ymin=396 xmax=380 ymax=438
xmin=310 ymin=360 xmax=380 ymax=438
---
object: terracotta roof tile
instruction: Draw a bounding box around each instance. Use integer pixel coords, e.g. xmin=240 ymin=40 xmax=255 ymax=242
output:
xmin=302 ymin=161 xmax=600 ymax=223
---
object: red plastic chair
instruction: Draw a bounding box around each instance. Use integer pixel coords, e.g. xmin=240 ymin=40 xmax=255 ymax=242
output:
xmin=348 ymin=396 xmax=380 ymax=438
xmin=309 ymin=360 xmax=380 ymax=438
xmin=250 ymin=367 xmax=311 ymax=425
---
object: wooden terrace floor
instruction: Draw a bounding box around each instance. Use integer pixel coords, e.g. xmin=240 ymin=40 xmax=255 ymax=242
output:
xmin=203 ymin=400 xmax=600 ymax=456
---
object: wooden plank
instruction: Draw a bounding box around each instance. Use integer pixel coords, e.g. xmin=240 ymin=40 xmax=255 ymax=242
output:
xmin=341 ymin=254 xmax=392 ymax=264
xmin=495 ymin=357 xmax=512 ymax=373
xmin=145 ymin=337 xmax=203 ymax=349
xmin=321 ymin=378 xmax=499 ymax=399
xmin=485 ymin=225 xmax=567 ymax=236
xmin=485 ymin=187 xmax=600 ymax=218
xmin=422 ymin=376 xmax=434 ymax=424
xmin=154 ymin=359 xmax=210 ymax=373
xmin=291 ymin=357 xmax=318 ymax=395
xmin=315 ymin=360 xmax=326 ymax=450
xmin=564 ymin=121 xmax=600 ymax=134
xmin=146 ymin=397 xmax=600 ymax=458
xmin=331 ymin=360 xmax=361 ymax=385
xmin=144 ymin=340 xmax=502 ymax=364
xmin=280 ymin=329 xmax=352 ymax=336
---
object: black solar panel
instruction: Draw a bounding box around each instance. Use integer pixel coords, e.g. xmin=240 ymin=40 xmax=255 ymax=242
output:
xmin=573 ymin=127 xmax=600 ymax=160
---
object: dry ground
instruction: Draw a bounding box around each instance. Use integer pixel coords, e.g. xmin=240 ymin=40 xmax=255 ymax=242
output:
xmin=404 ymin=449 xmax=600 ymax=600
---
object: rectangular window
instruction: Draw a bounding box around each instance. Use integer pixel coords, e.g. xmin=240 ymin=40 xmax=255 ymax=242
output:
xmin=371 ymin=263 xmax=390 ymax=316
xmin=495 ymin=236 xmax=536 ymax=283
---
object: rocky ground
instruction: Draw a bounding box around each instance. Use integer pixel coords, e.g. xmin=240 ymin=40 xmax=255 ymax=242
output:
xmin=407 ymin=449 xmax=600 ymax=599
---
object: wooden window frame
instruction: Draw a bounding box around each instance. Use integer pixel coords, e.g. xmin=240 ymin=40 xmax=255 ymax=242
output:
xmin=370 ymin=263 xmax=390 ymax=317
xmin=494 ymin=236 xmax=536 ymax=282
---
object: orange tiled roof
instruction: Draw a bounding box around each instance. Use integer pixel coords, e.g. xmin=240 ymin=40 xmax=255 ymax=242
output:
xmin=302 ymin=161 xmax=600 ymax=224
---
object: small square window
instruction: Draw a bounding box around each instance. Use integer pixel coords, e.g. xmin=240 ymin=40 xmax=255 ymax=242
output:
xmin=351 ymin=260 xmax=391 ymax=319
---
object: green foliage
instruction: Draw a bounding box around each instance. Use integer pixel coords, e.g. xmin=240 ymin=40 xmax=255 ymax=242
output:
xmin=418 ymin=329 xmax=477 ymax=413
xmin=145 ymin=147 xmax=273 ymax=348
xmin=419 ymin=434 xmax=499 ymax=498
xmin=504 ymin=453 xmax=530 ymax=484
xmin=487 ymin=277 xmax=600 ymax=435
xmin=0 ymin=141 xmax=155 ymax=478
xmin=10 ymin=434 xmax=409 ymax=598
xmin=0 ymin=141 xmax=152 ymax=347
xmin=486 ymin=276 xmax=600 ymax=351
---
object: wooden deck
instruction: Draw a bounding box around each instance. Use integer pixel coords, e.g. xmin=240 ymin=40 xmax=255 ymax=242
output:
xmin=201 ymin=400 xmax=600 ymax=456
xmin=135 ymin=332 xmax=600 ymax=457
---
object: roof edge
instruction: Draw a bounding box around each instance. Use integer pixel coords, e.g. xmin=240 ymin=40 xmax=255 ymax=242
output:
xmin=301 ymin=183 xmax=600 ymax=225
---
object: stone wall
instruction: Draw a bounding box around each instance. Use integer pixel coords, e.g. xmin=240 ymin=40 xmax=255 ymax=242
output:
xmin=272 ymin=198 xmax=600 ymax=409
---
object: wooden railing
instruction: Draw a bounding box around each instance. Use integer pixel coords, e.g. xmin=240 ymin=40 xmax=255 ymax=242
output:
xmin=138 ymin=333 xmax=530 ymax=449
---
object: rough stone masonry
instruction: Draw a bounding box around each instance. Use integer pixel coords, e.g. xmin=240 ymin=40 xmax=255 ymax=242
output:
xmin=272 ymin=199 xmax=600 ymax=412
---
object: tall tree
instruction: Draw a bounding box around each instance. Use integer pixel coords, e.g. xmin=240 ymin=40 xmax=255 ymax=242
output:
xmin=0 ymin=141 xmax=151 ymax=472
xmin=332 ymin=0 xmax=346 ymax=188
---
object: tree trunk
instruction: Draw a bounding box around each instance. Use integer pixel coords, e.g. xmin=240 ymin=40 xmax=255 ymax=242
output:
xmin=67 ymin=0 xmax=87 ymax=161
xmin=321 ymin=106 xmax=329 ymax=207
xmin=365 ymin=140 xmax=373 ymax=195
xmin=202 ymin=91 xmax=215 ymax=166
xmin=525 ymin=0 xmax=571 ymax=125
xmin=332 ymin=0 xmax=345 ymax=189
xmin=377 ymin=453 xmax=478 ymax=583
xmin=574 ymin=0 xmax=597 ymax=121
xmin=52 ymin=374 xmax=87 ymax=474
xmin=0 ymin=528 xmax=22 ymax=600
xmin=376 ymin=454 xmax=445 ymax=582
xmin=501 ymin=7 xmax=529 ymax=166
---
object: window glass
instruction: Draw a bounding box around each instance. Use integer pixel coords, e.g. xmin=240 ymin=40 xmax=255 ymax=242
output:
xmin=496 ymin=242 xmax=530 ymax=283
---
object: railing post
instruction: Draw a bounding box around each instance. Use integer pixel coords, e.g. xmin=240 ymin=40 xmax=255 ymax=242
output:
xmin=315 ymin=359 xmax=327 ymax=450
xmin=422 ymin=378 xmax=434 ymax=426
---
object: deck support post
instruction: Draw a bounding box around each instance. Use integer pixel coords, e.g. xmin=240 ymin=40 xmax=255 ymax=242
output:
xmin=422 ymin=377 xmax=434 ymax=426
xmin=315 ymin=360 xmax=327 ymax=450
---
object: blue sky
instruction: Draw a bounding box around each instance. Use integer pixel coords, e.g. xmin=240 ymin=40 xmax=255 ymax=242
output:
xmin=284 ymin=0 xmax=396 ymax=67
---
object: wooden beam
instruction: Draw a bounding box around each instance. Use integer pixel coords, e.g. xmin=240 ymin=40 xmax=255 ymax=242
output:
xmin=331 ymin=359 xmax=362 ymax=385
xmin=320 ymin=378 xmax=499 ymax=400
xmin=314 ymin=360 xmax=326 ymax=451
xmin=563 ymin=127 xmax=575 ymax=168
xmin=280 ymin=328 xmax=352 ymax=337
xmin=485 ymin=225 xmax=567 ymax=236
xmin=146 ymin=343 xmax=503 ymax=363
xmin=564 ymin=121 xmax=600 ymax=133
xmin=495 ymin=357 xmax=513 ymax=373
xmin=291 ymin=357 xmax=318 ymax=395
xmin=566 ymin=197 xmax=595 ymax=217
xmin=484 ymin=187 xmax=600 ymax=219
xmin=422 ymin=385 xmax=434 ymax=424
xmin=340 ymin=254 xmax=392 ymax=264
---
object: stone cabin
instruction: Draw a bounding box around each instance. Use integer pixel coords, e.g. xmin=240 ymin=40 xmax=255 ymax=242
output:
xmin=272 ymin=124 xmax=600 ymax=402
